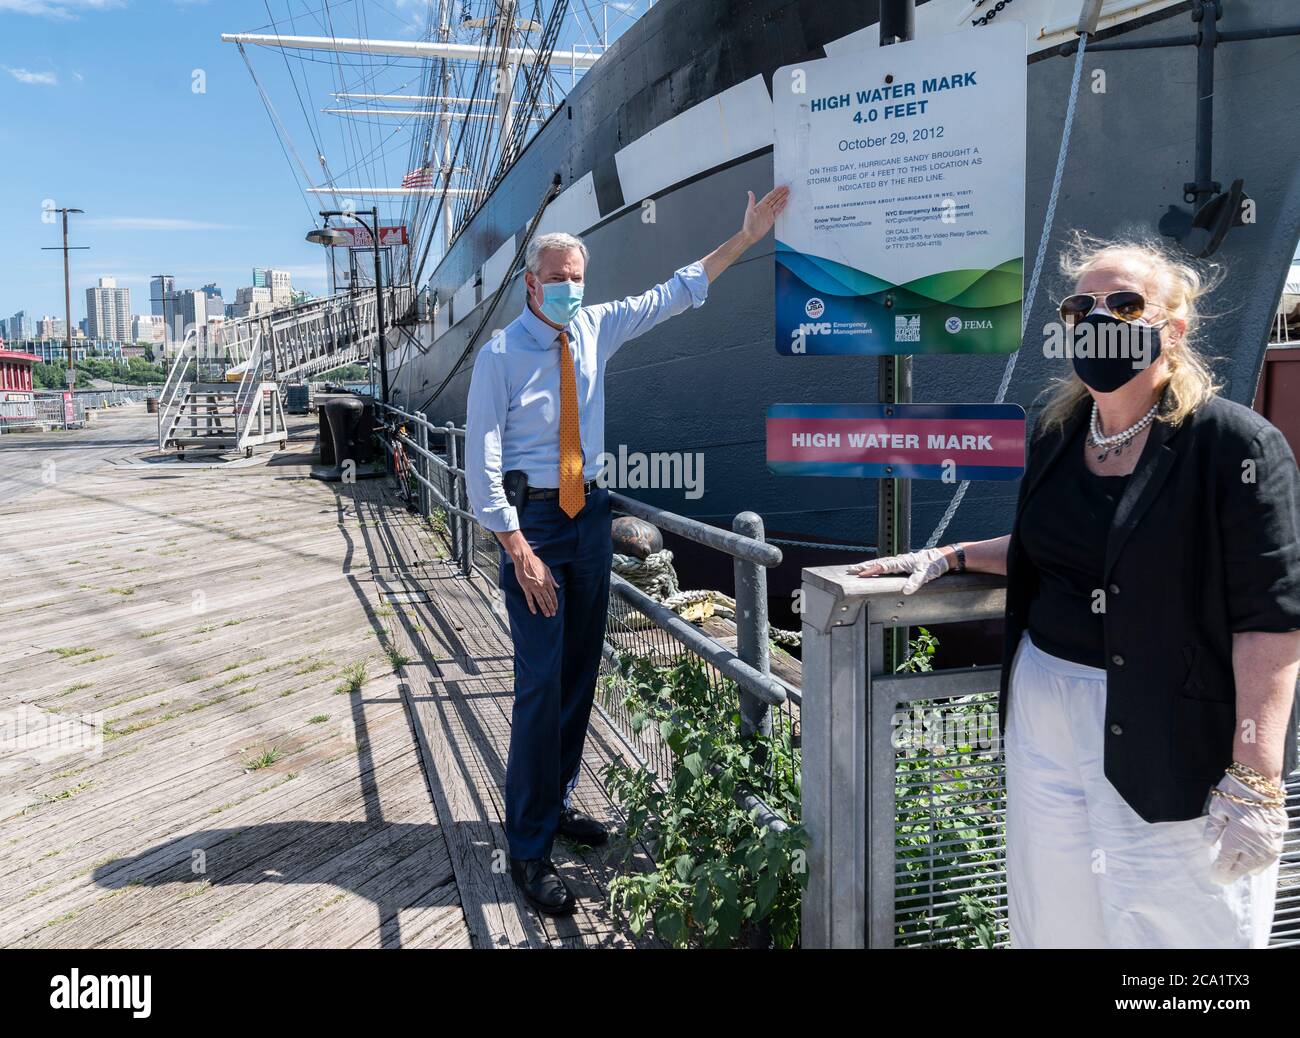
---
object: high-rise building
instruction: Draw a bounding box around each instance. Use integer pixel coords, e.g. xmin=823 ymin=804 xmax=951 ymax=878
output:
xmin=132 ymin=314 xmax=164 ymax=343
xmin=234 ymin=285 xmax=273 ymax=317
xmin=172 ymin=289 xmax=207 ymax=336
xmin=6 ymin=311 xmax=34 ymax=341
xmin=253 ymin=268 xmax=293 ymax=305
xmin=85 ymin=278 xmax=131 ymax=341
xmin=200 ymin=283 xmax=225 ymax=323
xmin=37 ymin=315 xmax=65 ymax=340
xmin=150 ymin=276 xmax=175 ymax=317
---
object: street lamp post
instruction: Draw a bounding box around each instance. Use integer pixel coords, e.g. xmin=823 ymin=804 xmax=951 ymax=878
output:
xmin=307 ymin=207 xmax=388 ymax=403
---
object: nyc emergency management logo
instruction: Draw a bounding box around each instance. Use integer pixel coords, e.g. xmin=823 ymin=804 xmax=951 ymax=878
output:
xmin=805 ymin=297 xmax=825 ymax=319
xmin=894 ymin=314 xmax=920 ymax=343
xmin=945 ymin=316 xmax=963 ymax=334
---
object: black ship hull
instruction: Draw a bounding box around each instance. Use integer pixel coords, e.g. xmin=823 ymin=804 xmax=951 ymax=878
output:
xmin=390 ymin=0 xmax=1300 ymax=593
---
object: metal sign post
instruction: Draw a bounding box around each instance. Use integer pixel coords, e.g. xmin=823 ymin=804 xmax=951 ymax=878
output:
xmin=878 ymin=0 xmax=915 ymax=671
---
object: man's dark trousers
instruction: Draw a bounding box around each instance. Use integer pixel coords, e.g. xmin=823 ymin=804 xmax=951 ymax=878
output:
xmin=499 ymin=486 xmax=612 ymax=860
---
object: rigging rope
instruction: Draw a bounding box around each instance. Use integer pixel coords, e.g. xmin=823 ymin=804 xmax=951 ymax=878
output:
xmin=923 ymin=31 xmax=1091 ymax=549
xmin=236 ymin=42 xmax=325 ymax=219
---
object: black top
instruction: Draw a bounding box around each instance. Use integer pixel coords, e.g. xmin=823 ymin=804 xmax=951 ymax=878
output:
xmin=1000 ymin=394 xmax=1300 ymax=823
xmin=1019 ymin=422 xmax=1129 ymax=668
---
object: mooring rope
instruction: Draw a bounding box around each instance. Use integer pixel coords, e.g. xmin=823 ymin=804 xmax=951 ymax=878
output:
xmin=923 ymin=32 xmax=1091 ymax=549
xmin=611 ymin=550 xmax=801 ymax=646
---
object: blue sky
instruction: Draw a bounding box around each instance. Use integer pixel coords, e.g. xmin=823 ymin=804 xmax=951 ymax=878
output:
xmin=0 ymin=0 xmax=637 ymax=325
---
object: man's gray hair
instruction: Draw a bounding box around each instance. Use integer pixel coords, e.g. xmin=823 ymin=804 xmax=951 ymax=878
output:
xmin=525 ymin=232 xmax=589 ymax=275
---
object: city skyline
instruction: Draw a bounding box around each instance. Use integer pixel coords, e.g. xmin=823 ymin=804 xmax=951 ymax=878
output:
xmin=0 ymin=1 xmax=428 ymax=325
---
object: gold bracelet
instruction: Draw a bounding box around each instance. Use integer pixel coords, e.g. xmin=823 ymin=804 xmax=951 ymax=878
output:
xmin=1210 ymin=786 xmax=1285 ymax=810
xmin=1227 ymin=761 xmax=1286 ymax=801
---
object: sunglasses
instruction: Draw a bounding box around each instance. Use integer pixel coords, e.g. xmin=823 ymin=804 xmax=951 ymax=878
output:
xmin=1058 ymin=291 xmax=1165 ymax=326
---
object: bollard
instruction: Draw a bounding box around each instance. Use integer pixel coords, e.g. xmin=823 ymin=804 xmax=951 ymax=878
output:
xmin=732 ymin=511 xmax=772 ymax=744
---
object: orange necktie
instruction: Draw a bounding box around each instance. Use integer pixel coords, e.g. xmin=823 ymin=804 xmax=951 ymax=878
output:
xmin=557 ymin=330 xmax=585 ymax=517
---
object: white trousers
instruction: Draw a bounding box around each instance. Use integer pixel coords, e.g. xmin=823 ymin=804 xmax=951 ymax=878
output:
xmin=1006 ymin=632 xmax=1278 ymax=948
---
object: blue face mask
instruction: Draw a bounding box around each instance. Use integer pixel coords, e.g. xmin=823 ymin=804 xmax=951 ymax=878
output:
xmin=538 ymin=280 xmax=584 ymax=326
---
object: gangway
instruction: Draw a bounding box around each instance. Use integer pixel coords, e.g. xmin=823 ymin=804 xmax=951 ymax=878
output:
xmin=157 ymin=287 xmax=410 ymax=455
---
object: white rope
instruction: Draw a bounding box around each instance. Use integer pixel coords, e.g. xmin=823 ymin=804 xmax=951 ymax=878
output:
xmin=611 ymin=550 xmax=800 ymax=644
xmin=924 ymin=32 xmax=1091 ymax=549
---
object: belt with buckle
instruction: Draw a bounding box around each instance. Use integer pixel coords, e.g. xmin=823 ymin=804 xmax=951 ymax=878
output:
xmin=528 ymin=480 xmax=596 ymax=501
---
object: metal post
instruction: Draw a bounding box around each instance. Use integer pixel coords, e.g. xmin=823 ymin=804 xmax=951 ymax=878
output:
xmin=458 ymin=430 xmax=473 ymax=578
xmin=877 ymin=0 xmax=915 ymax=672
xmin=61 ymin=211 xmax=73 ymax=375
xmin=368 ymin=207 xmax=390 ymax=404
xmin=42 ymin=208 xmax=86 ymax=400
xmin=878 ymin=0 xmax=914 ymax=44
xmin=1190 ymin=0 xmax=1220 ymax=208
xmin=445 ymin=420 xmax=462 ymax=569
xmin=732 ymin=511 xmax=772 ymax=744
xmin=418 ymin=412 xmax=431 ymax=519
xmin=799 ymin=569 xmax=870 ymax=949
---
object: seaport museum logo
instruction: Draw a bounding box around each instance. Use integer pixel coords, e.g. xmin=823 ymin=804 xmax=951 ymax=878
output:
xmin=804 ymin=297 xmax=825 ymax=319
xmin=894 ymin=313 xmax=920 ymax=343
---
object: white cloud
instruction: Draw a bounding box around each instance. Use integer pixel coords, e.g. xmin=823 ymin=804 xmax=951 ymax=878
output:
xmin=4 ymin=66 xmax=58 ymax=86
xmin=0 ymin=0 xmax=124 ymax=19
xmin=84 ymin=217 xmax=249 ymax=232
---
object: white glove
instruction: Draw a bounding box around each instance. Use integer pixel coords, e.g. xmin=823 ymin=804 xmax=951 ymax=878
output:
xmin=1202 ymin=772 xmax=1288 ymax=885
xmin=849 ymin=547 xmax=951 ymax=595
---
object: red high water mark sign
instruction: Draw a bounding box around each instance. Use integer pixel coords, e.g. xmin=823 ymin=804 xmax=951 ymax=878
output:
xmin=767 ymin=402 xmax=1026 ymax=481
xmin=330 ymin=225 xmax=408 ymax=248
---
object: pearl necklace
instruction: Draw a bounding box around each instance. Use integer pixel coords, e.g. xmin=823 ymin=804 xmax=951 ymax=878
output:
xmin=1087 ymin=400 xmax=1158 ymax=461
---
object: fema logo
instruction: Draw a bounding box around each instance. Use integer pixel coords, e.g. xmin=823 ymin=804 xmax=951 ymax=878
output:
xmin=945 ymin=316 xmax=963 ymax=334
xmin=805 ymin=297 xmax=825 ymax=319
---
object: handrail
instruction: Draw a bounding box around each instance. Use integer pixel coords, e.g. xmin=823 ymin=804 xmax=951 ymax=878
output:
xmin=609 ymin=491 xmax=783 ymax=568
xmin=610 ymin=574 xmax=787 ymax=706
xmin=157 ymin=330 xmax=197 ymax=449
xmin=233 ymin=334 xmax=265 ymax=446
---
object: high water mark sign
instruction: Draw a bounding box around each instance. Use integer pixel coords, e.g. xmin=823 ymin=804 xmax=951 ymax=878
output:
xmin=773 ymin=22 xmax=1027 ymax=355
xmin=767 ymin=403 xmax=1026 ymax=481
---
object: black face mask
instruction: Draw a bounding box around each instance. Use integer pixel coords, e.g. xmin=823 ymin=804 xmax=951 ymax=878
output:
xmin=1070 ymin=313 xmax=1163 ymax=393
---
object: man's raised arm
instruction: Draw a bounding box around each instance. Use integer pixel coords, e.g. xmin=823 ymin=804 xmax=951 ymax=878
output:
xmin=593 ymin=185 xmax=789 ymax=358
xmin=701 ymin=185 xmax=789 ymax=283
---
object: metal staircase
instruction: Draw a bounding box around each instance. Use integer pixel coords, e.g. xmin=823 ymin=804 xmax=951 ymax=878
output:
xmin=157 ymin=286 xmax=410 ymax=456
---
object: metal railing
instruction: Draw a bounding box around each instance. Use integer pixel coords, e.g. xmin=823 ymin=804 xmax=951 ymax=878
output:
xmin=798 ymin=566 xmax=1300 ymax=949
xmin=157 ymin=331 xmax=199 ymax=449
xmin=372 ymin=401 xmax=795 ymax=828
xmin=0 ymin=390 xmax=154 ymax=433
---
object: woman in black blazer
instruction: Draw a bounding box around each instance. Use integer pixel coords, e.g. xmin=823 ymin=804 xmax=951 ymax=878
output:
xmin=856 ymin=234 xmax=1300 ymax=948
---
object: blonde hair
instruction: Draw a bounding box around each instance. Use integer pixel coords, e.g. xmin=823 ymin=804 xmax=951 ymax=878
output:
xmin=1037 ymin=231 xmax=1222 ymax=434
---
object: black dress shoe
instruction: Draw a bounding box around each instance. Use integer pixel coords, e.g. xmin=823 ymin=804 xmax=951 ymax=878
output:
xmin=509 ymin=857 xmax=575 ymax=916
xmin=557 ymin=807 xmax=609 ymax=846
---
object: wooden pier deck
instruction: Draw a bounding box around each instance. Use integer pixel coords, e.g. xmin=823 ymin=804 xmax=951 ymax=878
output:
xmin=0 ymin=407 xmax=654 ymax=949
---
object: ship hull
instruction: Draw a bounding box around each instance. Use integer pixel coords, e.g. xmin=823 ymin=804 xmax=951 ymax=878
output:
xmin=390 ymin=0 xmax=1300 ymax=588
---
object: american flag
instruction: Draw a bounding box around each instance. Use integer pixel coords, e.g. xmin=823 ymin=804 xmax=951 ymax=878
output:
xmin=401 ymin=165 xmax=435 ymax=188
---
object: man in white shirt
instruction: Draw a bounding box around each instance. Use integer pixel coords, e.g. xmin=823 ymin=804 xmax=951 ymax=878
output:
xmin=465 ymin=185 xmax=788 ymax=914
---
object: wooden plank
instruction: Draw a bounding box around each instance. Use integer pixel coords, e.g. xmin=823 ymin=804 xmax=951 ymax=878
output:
xmin=0 ymin=413 xmax=471 ymax=950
